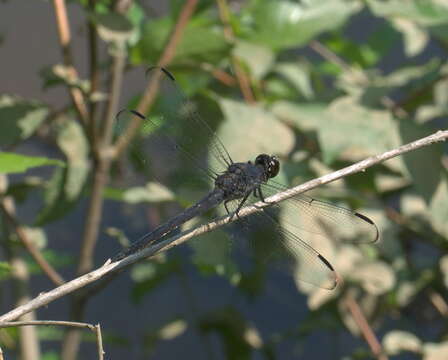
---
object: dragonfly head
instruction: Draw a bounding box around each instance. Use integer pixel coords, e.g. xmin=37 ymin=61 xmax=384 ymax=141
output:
xmin=255 ymin=154 xmax=280 ymax=179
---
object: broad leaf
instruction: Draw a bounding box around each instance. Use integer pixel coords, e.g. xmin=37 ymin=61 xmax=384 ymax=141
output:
xmin=241 ymin=0 xmax=360 ymax=50
xmin=0 ymin=95 xmax=49 ymax=146
xmin=0 ymin=152 xmax=63 ymax=174
xmin=36 ymin=117 xmax=89 ymax=225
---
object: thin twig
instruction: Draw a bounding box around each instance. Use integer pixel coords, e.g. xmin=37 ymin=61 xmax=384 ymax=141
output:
xmin=0 ymin=129 xmax=446 ymax=323
xmin=0 ymin=320 xmax=95 ymax=330
xmin=0 ymin=202 xmax=65 ymax=286
xmin=0 ymin=321 xmax=105 ymax=360
xmin=344 ymin=295 xmax=388 ymax=360
xmin=113 ymin=0 xmax=199 ymax=158
xmin=216 ymin=0 xmax=255 ymax=103
xmin=95 ymin=324 xmax=105 ymax=360
xmin=52 ymin=0 xmax=89 ymax=124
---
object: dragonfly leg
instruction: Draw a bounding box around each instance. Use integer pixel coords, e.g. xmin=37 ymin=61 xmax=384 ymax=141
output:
xmin=234 ymin=191 xmax=251 ymax=218
xmin=257 ymin=186 xmax=267 ymax=203
xmin=224 ymin=200 xmax=232 ymax=215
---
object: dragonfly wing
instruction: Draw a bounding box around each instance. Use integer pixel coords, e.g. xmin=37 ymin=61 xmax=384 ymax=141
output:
xmin=260 ymin=181 xmax=379 ymax=244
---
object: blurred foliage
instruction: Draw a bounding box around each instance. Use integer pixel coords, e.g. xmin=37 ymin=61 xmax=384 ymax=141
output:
xmin=1 ymin=0 xmax=448 ymax=359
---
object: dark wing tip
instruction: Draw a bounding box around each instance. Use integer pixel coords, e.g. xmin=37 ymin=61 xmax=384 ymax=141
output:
xmin=318 ymin=254 xmax=335 ymax=271
xmin=354 ymin=212 xmax=373 ymax=224
xmin=145 ymin=66 xmax=176 ymax=82
xmin=116 ymin=108 xmax=146 ymax=121
xmin=355 ymin=212 xmax=380 ymax=243
xmin=317 ymin=254 xmax=338 ymax=290
xmin=129 ymin=109 xmax=146 ymax=119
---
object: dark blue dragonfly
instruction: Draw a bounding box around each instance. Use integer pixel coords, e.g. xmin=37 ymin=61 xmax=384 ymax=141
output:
xmin=112 ymin=67 xmax=379 ymax=290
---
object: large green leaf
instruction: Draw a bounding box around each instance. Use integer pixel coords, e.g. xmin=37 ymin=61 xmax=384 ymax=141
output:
xmin=232 ymin=40 xmax=274 ymax=80
xmin=217 ymin=98 xmax=295 ymax=163
xmin=0 ymin=95 xmax=49 ymax=146
xmin=91 ymin=13 xmax=135 ymax=44
xmin=130 ymin=15 xmax=230 ymax=66
xmin=241 ymin=0 xmax=360 ymax=50
xmin=368 ymin=0 xmax=448 ymax=26
xmin=399 ymin=120 xmax=444 ymax=203
xmin=429 ymin=178 xmax=448 ymax=238
xmin=0 ymin=152 xmax=63 ymax=174
xmin=36 ymin=117 xmax=89 ymax=225
xmin=273 ymin=62 xmax=314 ymax=99
xmin=318 ymin=96 xmax=401 ymax=164
xmin=270 ymin=100 xmax=326 ymax=131
xmin=367 ymin=0 xmax=448 ymax=41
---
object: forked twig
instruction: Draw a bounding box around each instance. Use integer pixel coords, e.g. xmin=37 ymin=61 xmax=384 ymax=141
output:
xmin=0 ymin=129 xmax=446 ymax=323
xmin=0 ymin=321 xmax=104 ymax=359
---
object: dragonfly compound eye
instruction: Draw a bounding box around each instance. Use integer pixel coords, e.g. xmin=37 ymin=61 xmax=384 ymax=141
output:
xmin=255 ymin=154 xmax=280 ymax=178
xmin=268 ymin=156 xmax=280 ymax=178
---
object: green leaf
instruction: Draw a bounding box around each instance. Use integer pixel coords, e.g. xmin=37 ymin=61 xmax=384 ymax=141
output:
xmin=350 ymin=261 xmax=396 ymax=295
xmin=242 ymin=0 xmax=360 ymax=50
xmin=36 ymin=117 xmax=89 ymax=225
xmin=440 ymin=255 xmax=448 ymax=288
xmin=0 ymin=95 xmax=49 ymax=146
xmin=199 ymin=306 xmax=260 ymax=359
xmin=131 ymin=15 xmax=230 ymax=66
xmin=232 ymin=40 xmax=274 ymax=80
xmin=143 ymin=317 xmax=188 ymax=353
xmin=429 ymin=178 xmax=448 ymax=238
xmin=399 ymin=120 xmax=444 ymax=203
xmin=190 ymin=229 xmax=240 ymax=282
xmin=105 ymin=182 xmax=175 ymax=204
xmin=383 ymin=330 xmax=422 ymax=355
xmin=0 ymin=261 xmax=12 ymax=280
xmin=273 ymin=62 xmax=314 ymax=100
xmin=131 ymin=259 xmax=181 ymax=304
xmin=392 ymin=18 xmax=429 ymax=57
xmin=318 ymin=96 xmax=401 ymax=164
xmin=40 ymin=64 xmax=90 ymax=92
xmin=367 ymin=0 xmax=448 ymax=26
xmin=0 ymin=152 xmax=64 ymax=174
xmin=271 ymin=100 xmax=326 ymax=131
xmin=91 ymin=13 xmax=135 ymax=44
xmin=217 ymin=98 xmax=295 ymax=163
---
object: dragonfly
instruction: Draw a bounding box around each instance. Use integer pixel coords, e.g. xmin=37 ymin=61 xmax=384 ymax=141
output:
xmin=112 ymin=67 xmax=379 ymax=290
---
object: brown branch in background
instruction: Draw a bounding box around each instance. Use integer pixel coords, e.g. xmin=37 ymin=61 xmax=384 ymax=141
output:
xmin=344 ymin=296 xmax=388 ymax=360
xmin=77 ymin=48 xmax=126 ymax=276
xmin=1 ymin=129 xmax=447 ymax=324
xmin=216 ymin=0 xmax=255 ymax=103
xmin=200 ymin=63 xmax=237 ymax=87
xmin=0 ymin=185 xmax=41 ymax=360
xmin=87 ymin=0 xmax=100 ymax=142
xmin=52 ymin=0 xmax=89 ymax=125
xmin=114 ymin=0 xmax=199 ymax=158
xmin=0 ymin=202 xmax=65 ymax=287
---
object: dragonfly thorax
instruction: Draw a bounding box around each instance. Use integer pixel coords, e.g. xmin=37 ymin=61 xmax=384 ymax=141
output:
xmin=214 ymin=155 xmax=279 ymax=201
